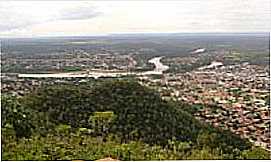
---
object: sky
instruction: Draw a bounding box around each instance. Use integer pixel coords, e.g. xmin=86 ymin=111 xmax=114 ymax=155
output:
xmin=0 ymin=0 xmax=270 ymax=37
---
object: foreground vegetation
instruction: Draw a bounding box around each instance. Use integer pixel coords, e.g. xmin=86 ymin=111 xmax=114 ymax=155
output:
xmin=1 ymin=79 xmax=270 ymax=160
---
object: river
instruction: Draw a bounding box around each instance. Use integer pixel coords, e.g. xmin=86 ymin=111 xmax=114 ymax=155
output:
xmin=18 ymin=56 xmax=169 ymax=78
xmin=198 ymin=61 xmax=223 ymax=70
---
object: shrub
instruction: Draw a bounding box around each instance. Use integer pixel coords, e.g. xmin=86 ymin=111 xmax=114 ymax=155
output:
xmin=89 ymin=111 xmax=116 ymax=136
xmin=187 ymin=147 xmax=223 ymax=160
xmin=241 ymin=147 xmax=270 ymax=159
xmin=1 ymin=95 xmax=34 ymax=138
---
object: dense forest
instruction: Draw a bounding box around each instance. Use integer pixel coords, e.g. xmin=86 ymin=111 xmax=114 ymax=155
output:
xmin=1 ymin=79 xmax=270 ymax=160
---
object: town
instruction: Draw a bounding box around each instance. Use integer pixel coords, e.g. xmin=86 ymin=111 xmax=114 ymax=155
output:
xmin=1 ymin=53 xmax=270 ymax=151
xmin=140 ymin=61 xmax=270 ymax=151
xmin=1 ymin=0 xmax=270 ymax=160
xmin=1 ymin=34 xmax=270 ymax=154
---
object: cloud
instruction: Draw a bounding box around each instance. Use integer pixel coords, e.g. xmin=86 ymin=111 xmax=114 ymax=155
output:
xmin=0 ymin=2 xmax=102 ymax=32
xmin=0 ymin=0 xmax=270 ymax=37
xmin=0 ymin=6 xmax=38 ymax=31
xmin=58 ymin=6 xmax=102 ymax=20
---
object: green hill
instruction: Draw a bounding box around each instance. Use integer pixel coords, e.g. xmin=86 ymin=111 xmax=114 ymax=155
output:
xmin=1 ymin=79 xmax=269 ymax=160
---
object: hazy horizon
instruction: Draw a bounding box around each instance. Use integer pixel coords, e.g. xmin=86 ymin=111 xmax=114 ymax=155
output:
xmin=1 ymin=32 xmax=269 ymax=39
xmin=1 ymin=0 xmax=270 ymax=38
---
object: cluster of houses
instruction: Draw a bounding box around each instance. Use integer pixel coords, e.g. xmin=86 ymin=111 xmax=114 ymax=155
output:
xmin=1 ymin=74 xmax=95 ymax=97
xmin=140 ymin=62 xmax=270 ymax=150
xmin=1 ymin=51 xmax=137 ymax=73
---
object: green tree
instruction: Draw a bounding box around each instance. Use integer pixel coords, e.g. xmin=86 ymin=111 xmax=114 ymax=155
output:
xmin=1 ymin=95 xmax=34 ymax=138
xmin=89 ymin=111 xmax=116 ymax=137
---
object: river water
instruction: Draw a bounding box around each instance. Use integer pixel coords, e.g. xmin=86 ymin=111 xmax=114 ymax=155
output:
xmin=198 ymin=61 xmax=223 ymax=70
xmin=18 ymin=56 xmax=169 ymax=78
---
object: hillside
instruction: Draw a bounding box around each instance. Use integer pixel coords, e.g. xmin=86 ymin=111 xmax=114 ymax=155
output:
xmin=1 ymin=79 xmax=270 ymax=160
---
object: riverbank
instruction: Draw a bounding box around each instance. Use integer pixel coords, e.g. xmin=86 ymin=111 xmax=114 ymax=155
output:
xmin=17 ymin=56 xmax=169 ymax=78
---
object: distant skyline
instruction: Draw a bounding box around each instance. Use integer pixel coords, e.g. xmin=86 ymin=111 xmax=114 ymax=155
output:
xmin=0 ymin=0 xmax=270 ymax=38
